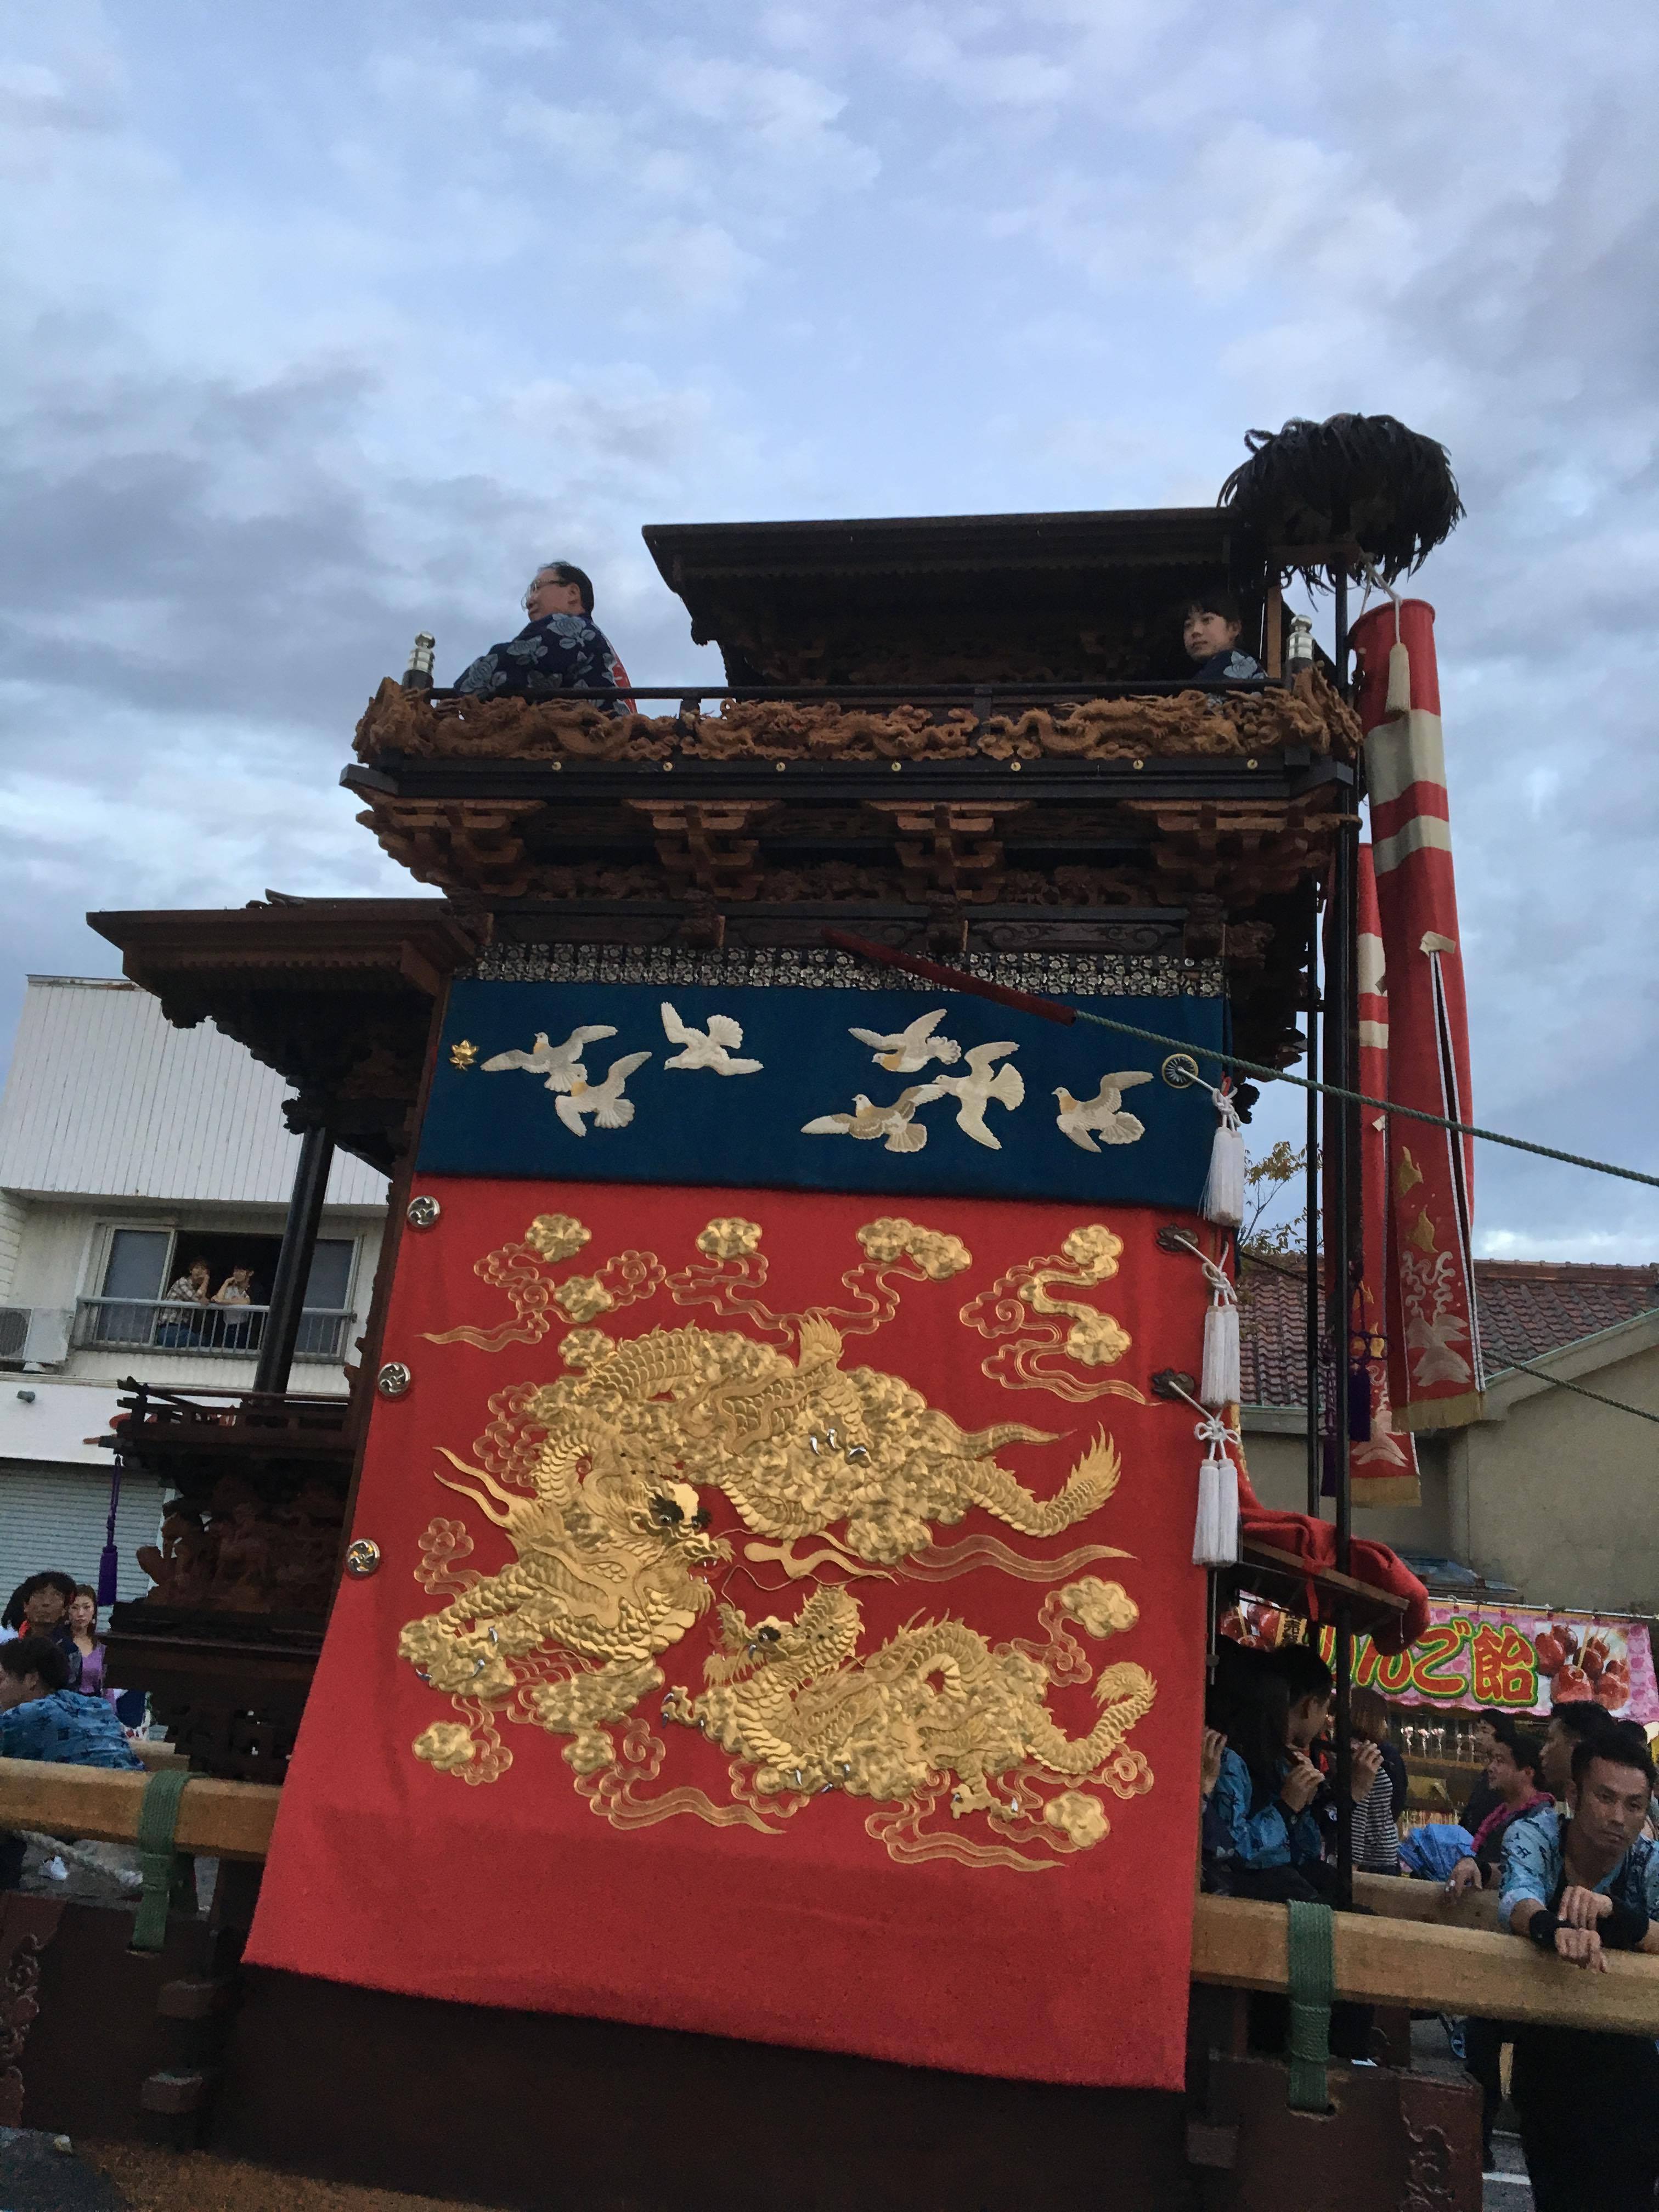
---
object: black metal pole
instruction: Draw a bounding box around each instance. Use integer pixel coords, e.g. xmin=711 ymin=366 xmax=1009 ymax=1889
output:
xmin=1328 ymin=808 xmax=1359 ymax=1909
xmin=253 ymin=1121 xmax=335 ymax=1396
xmin=1305 ymin=876 xmax=1322 ymax=1518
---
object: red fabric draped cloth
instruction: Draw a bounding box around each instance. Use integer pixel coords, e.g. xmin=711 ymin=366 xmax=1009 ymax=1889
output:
xmin=1235 ymin=1462 xmax=1430 ymax=1655
xmin=247 ymin=1182 xmax=1216 ymax=2089
xmin=1351 ymin=599 xmax=1485 ymax=1430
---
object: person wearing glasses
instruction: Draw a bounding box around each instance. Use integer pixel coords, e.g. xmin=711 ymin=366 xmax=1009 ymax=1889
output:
xmin=452 ymin=561 xmax=634 ymax=715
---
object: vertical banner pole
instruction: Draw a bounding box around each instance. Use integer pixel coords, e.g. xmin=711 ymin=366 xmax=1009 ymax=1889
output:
xmin=1329 ymin=802 xmax=1359 ymax=1910
xmin=1305 ymin=877 xmax=1322 ymax=1519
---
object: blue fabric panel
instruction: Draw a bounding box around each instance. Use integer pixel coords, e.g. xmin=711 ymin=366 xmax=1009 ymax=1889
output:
xmin=420 ymin=979 xmax=1224 ymax=1206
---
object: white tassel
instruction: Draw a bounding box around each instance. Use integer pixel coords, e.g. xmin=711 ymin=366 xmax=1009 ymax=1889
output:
xmin=1201 ymin=1285 xmax=1240 ymax=1409
xmin=1384 ymin=636 xmax=1412 ymax=719
xmin=1192 ymin=1427 xmax=1240 ymax=1568
xmin=1200 ymin=1086 xmax=1245 ymax=1228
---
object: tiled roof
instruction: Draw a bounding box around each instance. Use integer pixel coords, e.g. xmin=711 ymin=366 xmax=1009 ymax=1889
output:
xmin=1239 ymin=1259 xmax=1659 ymax=1408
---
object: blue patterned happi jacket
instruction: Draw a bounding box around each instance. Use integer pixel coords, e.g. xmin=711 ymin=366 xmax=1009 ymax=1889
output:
xmin=0 ymin=1688 xmax=143 ymax=1769
xmin=453 ymin=611 xmax=627 ymax=713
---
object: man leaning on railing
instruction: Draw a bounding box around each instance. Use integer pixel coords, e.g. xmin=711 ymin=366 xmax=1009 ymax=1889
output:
xmin=1497 ymin=1717 xmax=1659 ymax=2211
xmin=0 ymin=1634 xmax=143 ymax=1892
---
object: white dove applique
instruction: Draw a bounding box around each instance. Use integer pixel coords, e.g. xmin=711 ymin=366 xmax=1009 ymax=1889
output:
xmin=481 ymin=1025 xmax=619 ymax=1093
xmin=847 ymin=1008 xmax=962 ymax=1074
xmin=554 ymin=1052 xmax=652 ymax=1136
xmin=1053 ymin=1071 xmax=1154 ymax=1152
xmin=930 ymin=1042 xmax=1025 ymax=1150
xmin=801 ymin=1084 xmax=946 ymax=1154
xmin=659 ymin=1001 xmax=763 ymax=1075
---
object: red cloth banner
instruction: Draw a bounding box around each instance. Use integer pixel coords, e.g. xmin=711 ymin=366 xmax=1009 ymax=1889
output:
xmin=1353 ymin=844 xmax=1423 ymax=1506
xmin=247 ymin=1181 xmax=1211 ymax=2089
xmin=1351 ymin=600 xmax=1485 ymax=1429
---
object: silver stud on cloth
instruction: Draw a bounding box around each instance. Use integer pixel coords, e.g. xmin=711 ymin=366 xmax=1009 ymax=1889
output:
xmin=406 ymin=1195 xmax=441 ymax=1229
xmin=345 ymin=1539 xmax=381 ymax=1578
xmin=377 ymin=1361 xmax=412 ymax=1398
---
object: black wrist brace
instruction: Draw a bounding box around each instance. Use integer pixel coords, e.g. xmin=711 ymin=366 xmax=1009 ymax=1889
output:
xmin=1528 ymin=1912 xmax=1562 ymax=1949
xmin=1601 ymin=1902 xmax=1650 ymax=1951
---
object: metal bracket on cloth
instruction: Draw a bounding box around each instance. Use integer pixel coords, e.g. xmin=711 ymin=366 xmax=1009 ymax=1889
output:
xmin=132 ymin=1766 xmax=194 ymax=1954
xmin=1285 ymin=1899 xmax=1334 ymax=2113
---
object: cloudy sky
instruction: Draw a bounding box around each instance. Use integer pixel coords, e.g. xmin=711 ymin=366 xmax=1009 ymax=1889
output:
xmin=4 ymin=0 xmax=1657 ymax=1257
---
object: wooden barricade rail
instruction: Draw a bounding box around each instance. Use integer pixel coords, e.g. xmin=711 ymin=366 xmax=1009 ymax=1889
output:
xmin=0 ymin=1758 xmax=279 ymax=1863
xmin=5 ymin=1763 xmax=1657 ymax=2035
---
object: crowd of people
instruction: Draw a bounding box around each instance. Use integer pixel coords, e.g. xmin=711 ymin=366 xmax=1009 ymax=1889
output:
xmin=0 ymin=1572 xmax=146 ymax=1864
xmin=1199 ymin=1642 xmax=1659 ymax=2206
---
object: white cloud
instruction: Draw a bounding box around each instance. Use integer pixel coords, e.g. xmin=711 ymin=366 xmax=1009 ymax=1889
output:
xmin=2 ymin=0 xmax=1658 ymax=1278
xmin=621 ymin=219 xmax=763 ymax=309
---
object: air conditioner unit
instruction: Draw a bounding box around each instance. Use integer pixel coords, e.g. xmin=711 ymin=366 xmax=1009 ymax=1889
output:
xmin=0 ymin=1307 xmax=72 ymax=1365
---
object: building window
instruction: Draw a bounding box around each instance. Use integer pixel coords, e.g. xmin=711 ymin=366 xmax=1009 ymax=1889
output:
xmin=79 ymin=1227 xmax=358 ymax=1360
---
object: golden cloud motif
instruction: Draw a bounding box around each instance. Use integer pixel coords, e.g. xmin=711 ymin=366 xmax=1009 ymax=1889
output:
xmin=1101 ymin=1746 xmax=1155 ymax=1800
xmin=412 ymin=1722 xmax=478 ymax=1774
xmin=697 ymin=1217 xmax=763 ymax=1259
xmin=1063 ymin=1577 xmax=1138 ymax=1639
xmin=1059 ymin=1224 xmax=1123 ymax=1276
xmin=553 ymin=1275 xmax=616 ymax=1323
xmin=526 ymin=1212 xmax=591 ymax=1263
xmin=1044 ymin=1790 xmax=1109 ymax=1847
xmin=857 ymin=1216 xmax=973 ymax=1279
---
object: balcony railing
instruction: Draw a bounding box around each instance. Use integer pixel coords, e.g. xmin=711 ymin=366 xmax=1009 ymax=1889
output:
xmin=74 ymin=1299 xmax=352 ymax=1362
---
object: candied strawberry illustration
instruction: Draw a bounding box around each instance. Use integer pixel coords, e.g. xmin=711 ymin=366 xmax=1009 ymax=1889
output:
xmin=1533 ymin=1626 xmax=1571 ymax=1676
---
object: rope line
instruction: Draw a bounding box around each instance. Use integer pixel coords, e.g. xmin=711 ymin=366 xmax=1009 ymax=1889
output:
xmin=1481 ymin=1347 xmax=1659 ymax=1427
xmin=1063 ymin=1005 xmax=1659 ymax=1192
xmin=822 ymin=928 xmax=1659 ymax=1191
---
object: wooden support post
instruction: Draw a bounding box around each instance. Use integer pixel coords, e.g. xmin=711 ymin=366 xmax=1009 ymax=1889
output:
xmin=253 ymin=1120 xmax=335 ymax=1395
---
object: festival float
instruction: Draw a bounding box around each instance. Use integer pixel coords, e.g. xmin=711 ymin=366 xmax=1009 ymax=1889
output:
xmin=3 ymin=416 xmax=1655 ymax=2210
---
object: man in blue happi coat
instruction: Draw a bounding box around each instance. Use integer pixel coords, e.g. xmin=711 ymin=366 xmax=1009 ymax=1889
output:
xmin=1498 ymin=1719 xmax=1659 ymax=2210
xmin=452 ymin=560 xmax=633 ymax=715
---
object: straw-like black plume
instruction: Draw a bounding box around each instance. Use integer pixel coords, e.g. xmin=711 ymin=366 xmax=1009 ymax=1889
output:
xmin=1217 ymin=414 xmax=1463 ymax=592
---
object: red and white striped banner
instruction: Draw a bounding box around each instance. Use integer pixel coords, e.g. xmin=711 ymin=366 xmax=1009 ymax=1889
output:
xmin=1353 ymin=845 xmax=1423 ymax=1504
xmin=1352 ymin=599 xmax=1485 ymax=1430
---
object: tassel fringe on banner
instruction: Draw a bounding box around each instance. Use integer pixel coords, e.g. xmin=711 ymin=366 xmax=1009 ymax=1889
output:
xmin=1188 ymin=1400 xmax=1243 ymax=1569
xmin=1165 ymin=1240 xmax=1243 ymax=1566
xmin=1199 ymin=1079 xmax=1245 ymax=1228
xmin=1171 ymin=1235 xmax=1242 ymax=1411
xmin=1200 ymin=1273 xmax=1241 ymax=1412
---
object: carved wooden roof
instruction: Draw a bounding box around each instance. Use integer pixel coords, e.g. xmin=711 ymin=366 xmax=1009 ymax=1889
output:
xmin=87 ymin=900 xmax=486 ymax=1172
xmin=643 ymin=507 xmax=1263 ymax=686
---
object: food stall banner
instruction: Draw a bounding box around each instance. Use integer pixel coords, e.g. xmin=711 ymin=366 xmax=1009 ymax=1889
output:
xmin=1226 ymin=1597 xmax=1657 ymax=1723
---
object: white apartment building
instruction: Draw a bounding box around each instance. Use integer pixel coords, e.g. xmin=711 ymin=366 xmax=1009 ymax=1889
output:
xmin=0 ymin=977 xmax=388 ymax=1604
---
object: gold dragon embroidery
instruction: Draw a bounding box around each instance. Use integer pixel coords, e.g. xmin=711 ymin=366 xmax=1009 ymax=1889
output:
xmin=661 ymin=1577 xmax=1155 ymax=1865
xmin=402 ymin=1212 xmax=1161 ymax=1866
xmin=528 ymin=1316 xmax=1122 ymax=1570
